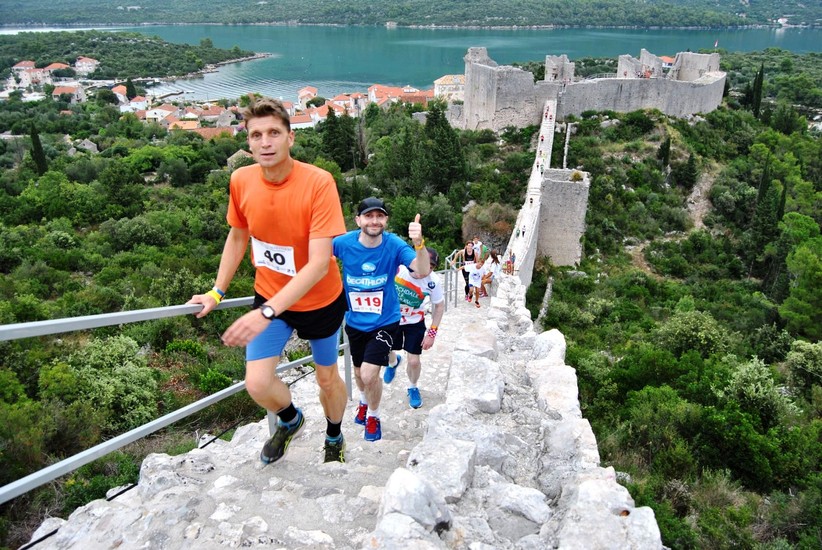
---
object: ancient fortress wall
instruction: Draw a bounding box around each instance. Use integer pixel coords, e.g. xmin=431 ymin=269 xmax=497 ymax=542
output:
xmin=538 ymin=169 xmax=590 ymax=266
xmin=555 ymin=75 xmax=726 ymax=120
xmin=460 ymin=47 xmax=726 ymax=131
xmin=463 ymin=47 xmax=541 ymax=131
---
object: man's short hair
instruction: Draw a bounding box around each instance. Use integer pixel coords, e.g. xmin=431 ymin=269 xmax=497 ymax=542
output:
xmin=241 ymin=96 xmax=291 ymax=132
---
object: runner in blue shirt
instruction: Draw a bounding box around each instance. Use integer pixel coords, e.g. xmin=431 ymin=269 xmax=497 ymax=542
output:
xmin=332 ymin=197 xmax=430 ymax=442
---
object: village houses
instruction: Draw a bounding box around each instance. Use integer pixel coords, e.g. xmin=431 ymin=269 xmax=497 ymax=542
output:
xmin=3 ymin=54 xmax=468 ymax=137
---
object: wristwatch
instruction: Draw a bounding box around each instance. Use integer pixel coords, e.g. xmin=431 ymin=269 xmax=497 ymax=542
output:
xmin=260 ymin=305 xmax=277 ymax=320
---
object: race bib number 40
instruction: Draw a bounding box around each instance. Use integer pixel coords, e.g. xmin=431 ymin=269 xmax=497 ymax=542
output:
xmin=349 ymin=290 xmax=383 ymax=314
xmin=251 ymin=237 xmax=297 ymax=277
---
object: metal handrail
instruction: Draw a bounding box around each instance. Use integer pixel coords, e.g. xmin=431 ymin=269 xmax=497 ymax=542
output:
xmin=0 ymin=297 xmax=348 ymax=505
xmin=0 ymin=269 xmax=462 ymax=506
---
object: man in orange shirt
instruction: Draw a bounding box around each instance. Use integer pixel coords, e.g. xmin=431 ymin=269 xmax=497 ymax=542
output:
xmin=188 ymin=97 xmax=348 ymax=464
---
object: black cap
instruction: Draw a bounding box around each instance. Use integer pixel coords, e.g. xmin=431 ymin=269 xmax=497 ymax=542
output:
xmin=357 ymin=197 xmax=389 ymax=216
xmin=426 ymin=247 xmax=439 ymax=268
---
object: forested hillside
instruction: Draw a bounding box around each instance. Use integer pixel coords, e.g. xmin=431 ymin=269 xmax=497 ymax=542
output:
xmin=0 ymin=31 xmax=253 ymax=79
xmin=0 ymin=47 xmax=820 ymax=548
xmin=0 ymin=0 xmax=819 ymax=28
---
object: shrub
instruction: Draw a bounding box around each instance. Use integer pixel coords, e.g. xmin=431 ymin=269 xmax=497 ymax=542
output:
xmin=653 ymin=310 xmax=734 ymax=359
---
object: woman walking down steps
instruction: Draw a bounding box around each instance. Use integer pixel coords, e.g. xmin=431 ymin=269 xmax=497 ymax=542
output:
xmin=30 ymin=277 xmax=662 ymax=549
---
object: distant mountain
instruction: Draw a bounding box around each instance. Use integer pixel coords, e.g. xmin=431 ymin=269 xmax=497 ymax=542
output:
xmin=0 ymin=0 xmax=819 ymax=28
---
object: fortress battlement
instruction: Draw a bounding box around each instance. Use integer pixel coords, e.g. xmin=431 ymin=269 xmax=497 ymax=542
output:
xmin=459 ymin=47 xmax=726 ymax=132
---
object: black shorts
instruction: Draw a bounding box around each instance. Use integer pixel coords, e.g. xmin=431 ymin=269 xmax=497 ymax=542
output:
xmin=253 ymin=290 xmax=347 ymax=340
xmin=345 ymin=322 xmax=399 ymax=368
xmin=391 ymin=321 xmax=425 ymax=355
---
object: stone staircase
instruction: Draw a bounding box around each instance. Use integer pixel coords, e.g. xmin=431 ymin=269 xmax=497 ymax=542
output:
xmin=30 ymin=276 xmax=662 ymax=549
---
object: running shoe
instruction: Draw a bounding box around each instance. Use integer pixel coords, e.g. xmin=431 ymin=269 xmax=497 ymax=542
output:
xmin=323 ymin=436 xmax=345 ymax=463
xmin=383 ymin=354 xmax=402 ymax=384
xmin=354 ymin=402 xmax=367 ymax=426
xmin=260 ymin=409 xmax=304 ymax=464
xmin=408 ymin=387 xmax=422 ymax=409
xmin=364 ymin=416 xmax=382 ymax=441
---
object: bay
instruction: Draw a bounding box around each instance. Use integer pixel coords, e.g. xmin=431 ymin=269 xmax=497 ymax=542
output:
xmin=50 ymin=25 xmax=822 ymax=102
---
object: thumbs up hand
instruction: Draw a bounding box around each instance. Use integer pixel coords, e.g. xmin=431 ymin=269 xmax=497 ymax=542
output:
xmin=408 ymin=213 xmax=423 ymax=247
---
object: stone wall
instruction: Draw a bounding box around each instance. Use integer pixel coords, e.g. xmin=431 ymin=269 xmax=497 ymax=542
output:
xmin=555 ymin=75 xmax=726 ymax=120
xmin=672 ymin=51 xmax=721 ymax=81
xmin=463 ymin=47 xmax=545 ymax=131
xmin=538 ymin=169 xmax=590 ymax=266
xmin=458 ymin=47 xmax=726 ymax=131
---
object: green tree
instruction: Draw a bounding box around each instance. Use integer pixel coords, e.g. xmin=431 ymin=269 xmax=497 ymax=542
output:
xmin=771 ymin=103 xmax=806 ymax=135
xmin=718 ymin=358 xmax=797 ymax=431
xmin=784 ymin=340 xmax=822 ymax=400
xmin=752 ymin=63 xmax=764 ymax=119
xmin=97 ymin=160 xmax=146 ymax=218
xmin=125 ymin=77 xmax=137 ymax=100
xmin=779 ymin=236 xmax=822 ymax=340
xmin=68 ymin=335 xmax=159 ymax=433
xmin=424 ymin=102 xmax=466 ymax=195
xmin=320 ymin=109 xmax=356 ymax=171
xmin=653 ymin=310 xmax=735 ymax=359
xmin=95 ymin=88 xmax=119 ymax=105
xmin=657 ymin=135 xmax=671 ymax=168
xmin=29 ymin=125 xmax=48 ymax=176
xmin=0 ymin=399 xmax=49 ymax=485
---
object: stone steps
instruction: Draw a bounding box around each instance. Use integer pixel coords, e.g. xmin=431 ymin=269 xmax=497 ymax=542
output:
xmin=30 ymin=277 xmax=662 ymax=549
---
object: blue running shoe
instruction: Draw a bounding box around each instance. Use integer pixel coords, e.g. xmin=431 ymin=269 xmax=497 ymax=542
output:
xmin=364 ymin=416 xmax=382 ymax=441
xmin=354 ymin=402 xmax=367 ymax=426
xmin=383 ymin=354 xmax=402 ymax=384
xmin=408 ymin=387 xmax=422 ymax=409
xmin=260 ymin=409 xmax=304 ymax=464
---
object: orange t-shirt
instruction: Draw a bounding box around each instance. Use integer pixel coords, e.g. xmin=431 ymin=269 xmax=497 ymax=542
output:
xmin=227 ymin=160 xmax=345 ymax=311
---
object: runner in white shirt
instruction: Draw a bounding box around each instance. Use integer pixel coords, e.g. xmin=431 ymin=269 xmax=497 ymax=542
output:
xmin=461 ymin=261 xmax=486 ymax=308
xmin=383 ymin=248 xmax=445 ymax=409
xmin=481 ymin=250 xmax=502 ymax=297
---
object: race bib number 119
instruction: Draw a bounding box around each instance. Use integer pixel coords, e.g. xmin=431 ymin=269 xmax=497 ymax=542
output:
xmin=349 ymin=291 xmax=383 ymax=314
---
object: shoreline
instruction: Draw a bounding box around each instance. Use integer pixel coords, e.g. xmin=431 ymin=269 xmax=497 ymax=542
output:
xmin=1 ymin=22 xmax=812 ymax=32
xmin=146 ymin=52 xmax=271 ymax=84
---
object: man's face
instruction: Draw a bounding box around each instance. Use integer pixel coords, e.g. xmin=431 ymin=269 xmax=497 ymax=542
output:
xmin=246 ymin=115 xmax=294 ymax=170
xmin=356 ymin=210 xmax=388 ymax=237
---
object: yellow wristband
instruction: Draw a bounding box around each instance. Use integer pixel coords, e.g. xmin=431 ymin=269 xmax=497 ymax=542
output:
xmin=206 ymin=289 xmax=223 ymax=303
xmin=414 ymin=239 xmax=426 ymax=250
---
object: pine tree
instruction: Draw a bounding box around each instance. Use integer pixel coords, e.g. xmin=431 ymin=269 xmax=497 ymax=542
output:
xmin=29 ymin=125 xmax=48 ymax=176
xmin=321 ymin=110 xmax=356 ymax=172
xmin=747 ymin=157 xmax=780 ymax=276
xmin=656 ymin=135 xmax=671 ymax=167
xmin=125 ymin=77 xmax=137 ymax=100
xmin=424 ymin=102 xmax=466 ymax=195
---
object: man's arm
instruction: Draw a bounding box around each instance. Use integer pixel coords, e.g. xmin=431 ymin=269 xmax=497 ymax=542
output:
xmin=219 ymin=236 xmax=335 ymax=347
xmin=407 ymin=213 xmax=430 ymax=277
xmin=188 ymin=226 xmax=249 ymax=318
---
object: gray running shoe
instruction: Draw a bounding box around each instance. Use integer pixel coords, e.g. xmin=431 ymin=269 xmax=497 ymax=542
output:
xmin=323 ymin=437 xmax=345 ymax=463
xmin=260 ymin=409 xmax=304 ymax=464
